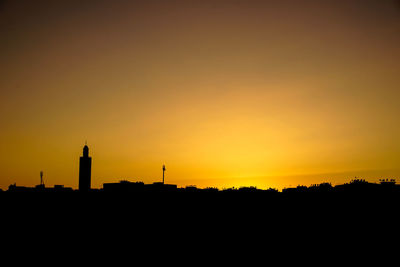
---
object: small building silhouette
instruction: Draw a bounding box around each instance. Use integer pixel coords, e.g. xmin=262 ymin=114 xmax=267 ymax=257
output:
xmin=103 ymin=181 xmax=145 ymax=193
xmin=102 ymin=181 xmax=178 ymax=193
xmin=146 ymin=182 xmax=177 ymax=192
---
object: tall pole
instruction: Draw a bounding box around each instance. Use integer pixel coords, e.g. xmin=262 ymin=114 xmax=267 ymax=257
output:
xmin=162 ymin=165 xmax=166 ymax=184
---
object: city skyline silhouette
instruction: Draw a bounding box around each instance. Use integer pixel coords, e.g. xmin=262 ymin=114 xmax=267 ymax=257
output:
xmin=3 ymin=143 xmax=398 ymax=194
xmin=3 ymin=146 xmax=399 ymax=191
xmin=3 ymin=143 xmax=400 ymax=256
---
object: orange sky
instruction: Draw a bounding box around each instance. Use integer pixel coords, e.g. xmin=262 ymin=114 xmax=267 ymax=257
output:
xmin=0 ymin=0 xmax=399 ymax=190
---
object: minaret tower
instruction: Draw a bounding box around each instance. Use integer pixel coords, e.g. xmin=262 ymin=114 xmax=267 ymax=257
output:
xmin=79 ymin=143 xmax=92 ymax=191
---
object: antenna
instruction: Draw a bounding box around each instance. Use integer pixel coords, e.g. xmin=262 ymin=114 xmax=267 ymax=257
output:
xmin=162 ymin=164 xmax=166 ymax=184
xmin=40 ymin=171 xmax=44 ymax=186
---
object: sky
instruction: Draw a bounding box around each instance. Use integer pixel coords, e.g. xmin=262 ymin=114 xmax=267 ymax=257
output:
xmin=0 ymin=0 xmax=399 ymax=190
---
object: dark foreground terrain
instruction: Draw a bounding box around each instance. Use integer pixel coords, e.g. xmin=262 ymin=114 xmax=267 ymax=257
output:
xmin=1 ymin=180 xmax=399 ymax=262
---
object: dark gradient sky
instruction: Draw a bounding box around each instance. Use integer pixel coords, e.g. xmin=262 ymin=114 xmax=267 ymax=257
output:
xmin=1 ymin=0 xmax=399 ymax=189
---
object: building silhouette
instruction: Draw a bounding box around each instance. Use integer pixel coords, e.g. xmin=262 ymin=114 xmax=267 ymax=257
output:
xmin=79 ymin=144 xmax=92 ymax=191
xmin=103 ymin=180 xmax=178 ymax=193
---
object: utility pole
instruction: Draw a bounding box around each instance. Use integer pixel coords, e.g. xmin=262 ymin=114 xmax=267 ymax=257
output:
xmin=162 ymin=164 xmax=166 ymax=184
xmin=40 ymin=171 xmax=44 ymax=186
